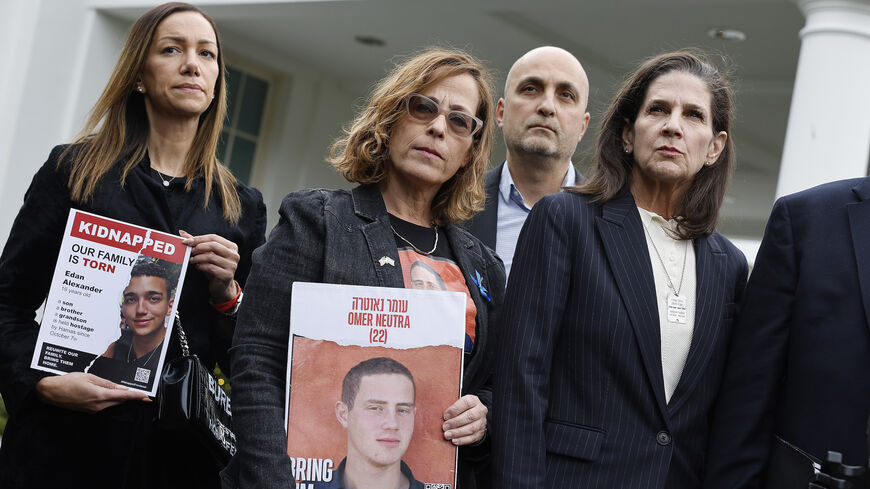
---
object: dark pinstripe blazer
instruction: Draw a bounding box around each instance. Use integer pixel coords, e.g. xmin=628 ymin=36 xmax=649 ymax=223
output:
xmin=492 ymin=189 xmax=747 ymax=489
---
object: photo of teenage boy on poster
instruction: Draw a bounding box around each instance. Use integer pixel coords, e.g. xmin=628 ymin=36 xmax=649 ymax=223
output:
xmin=313 ymin=357 xmax=425 ymax=489
xmin=287 ymin=338 xmax=460 ymax=488
xmin=87 ymin=256 xmax=180 ymax=390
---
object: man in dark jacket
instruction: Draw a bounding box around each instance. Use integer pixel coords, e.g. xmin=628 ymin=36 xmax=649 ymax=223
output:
xmin=465 ymin=46 xmax=589 ymax=277
xmin=704 ymin=177 xmax=870 ymax=488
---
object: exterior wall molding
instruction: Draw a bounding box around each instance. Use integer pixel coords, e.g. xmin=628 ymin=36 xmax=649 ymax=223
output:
xmin=798 ymin=0 xmax=870 ymax=40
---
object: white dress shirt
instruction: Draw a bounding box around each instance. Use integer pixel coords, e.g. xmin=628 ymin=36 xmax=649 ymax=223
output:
xmin=496 ymin=162 xmax=577 ymax=277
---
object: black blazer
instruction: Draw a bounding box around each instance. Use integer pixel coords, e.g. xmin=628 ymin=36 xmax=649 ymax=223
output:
xmin=704 ymin=177 xmax=870 ymax=489
xmin=463 ymin=163 xmax=586 ymax=251
xmin=464 ymin=164 xmax=502 ymax=249
xmin=492 ymin=190 xmax=747 ymax=489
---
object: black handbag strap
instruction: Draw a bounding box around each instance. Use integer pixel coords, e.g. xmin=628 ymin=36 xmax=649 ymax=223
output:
xmin=173 ymin=314 xmax=190 ymax=357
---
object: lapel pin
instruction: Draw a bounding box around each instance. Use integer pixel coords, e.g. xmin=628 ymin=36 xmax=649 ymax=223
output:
xmin=470 ymin=270 xmax=491 ymax=302
xmin=378 ymin=256 xmax=395 ymax=267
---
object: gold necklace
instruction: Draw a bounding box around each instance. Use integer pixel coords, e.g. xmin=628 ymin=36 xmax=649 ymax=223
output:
xmin=390 ymin=223 xmax=438 ymax=255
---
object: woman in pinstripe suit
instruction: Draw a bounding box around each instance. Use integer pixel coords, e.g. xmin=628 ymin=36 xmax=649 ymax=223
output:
xmin=492 ymin=50 xmax=748 ymax=489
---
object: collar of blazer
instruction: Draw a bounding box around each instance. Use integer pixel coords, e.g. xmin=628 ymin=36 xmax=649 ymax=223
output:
xmin=847 ymin=176 xmax=870 ymax=332
xmin=852 ymin=175 xmax=870 ymax=201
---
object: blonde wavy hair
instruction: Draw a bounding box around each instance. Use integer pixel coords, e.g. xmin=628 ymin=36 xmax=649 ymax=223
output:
xmin=328 ymin=47 xmax=495 ymax=225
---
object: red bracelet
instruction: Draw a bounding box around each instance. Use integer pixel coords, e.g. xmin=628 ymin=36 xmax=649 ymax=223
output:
xmin=211 ymin=280 xmax=241 ymax=313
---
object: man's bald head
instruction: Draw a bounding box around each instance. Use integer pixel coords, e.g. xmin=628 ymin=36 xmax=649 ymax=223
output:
xmin=498 ymin=46 xmax=591 ymax=164
xmin=504 ymin=46 xmax=589 ymax=109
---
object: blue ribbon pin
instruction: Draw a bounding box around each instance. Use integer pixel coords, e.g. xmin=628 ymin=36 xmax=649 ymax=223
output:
xmin=470 ymin=270 xmax=491 ymax=302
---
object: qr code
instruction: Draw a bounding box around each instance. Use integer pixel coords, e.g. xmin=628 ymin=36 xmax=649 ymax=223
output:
xmin=135 ymin=367 xmax=151 ymax=383
xmin=424 ymin=485 xmax=451 ymax=489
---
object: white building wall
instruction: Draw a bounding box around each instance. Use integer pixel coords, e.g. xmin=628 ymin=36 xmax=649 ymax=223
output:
xmin=219 ymin=31 xmax=364 ymax=231
xmin=0 ymin=0 xmax=42 ymax=196
xmin=0 ymin=0 xmax=78 ymax=247
xmin=0 ymin=0 xmax=130 ymax=249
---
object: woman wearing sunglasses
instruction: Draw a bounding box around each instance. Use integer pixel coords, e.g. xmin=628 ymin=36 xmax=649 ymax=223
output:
xmin=225 ymin=47 xmax=504 ymax=489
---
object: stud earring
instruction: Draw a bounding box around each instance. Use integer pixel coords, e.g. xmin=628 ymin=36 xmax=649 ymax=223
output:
xmin=624 ymin=147 xmax=630 ymax=154
xmin=136 ymin=85 xmax=144 ymax=93
xmin=704 ymin=161 xmax=712 ymax=166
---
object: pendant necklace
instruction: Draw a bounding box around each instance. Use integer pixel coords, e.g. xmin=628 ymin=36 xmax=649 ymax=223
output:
xmin=642 ymin=222 xmax=689 ymax=324
xmin=153 ymin=168 xmax=176 ymax=187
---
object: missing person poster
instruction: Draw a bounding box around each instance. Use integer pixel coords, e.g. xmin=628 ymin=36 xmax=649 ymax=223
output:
xmin=287 ymin=282 xmax=466 ymax=489
xmin=30 ymin=209 xmax=189 ymax=395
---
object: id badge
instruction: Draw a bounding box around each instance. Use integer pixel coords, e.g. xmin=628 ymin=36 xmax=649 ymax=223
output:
xmin=667 ymin=294 xmax=687 ymax=324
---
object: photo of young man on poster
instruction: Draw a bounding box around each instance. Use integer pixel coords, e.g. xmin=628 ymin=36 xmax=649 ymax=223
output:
xmin=317 ymin=357 xmax=425 ymax=489
xmin=87 ymin=257 xmax=178 ymax=390
xmin=408 ymin=261 xmax=447 ymax=292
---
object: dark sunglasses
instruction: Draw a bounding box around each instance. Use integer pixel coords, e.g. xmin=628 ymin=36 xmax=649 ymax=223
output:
xmin=404 ymin=93 xmax=483 ymax=138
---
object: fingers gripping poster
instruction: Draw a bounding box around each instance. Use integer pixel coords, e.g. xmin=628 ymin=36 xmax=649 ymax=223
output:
xmin=287 ymin=282 xmax=466 ymax=489
xmin=30 ymin=210 xmax=190 ymax=395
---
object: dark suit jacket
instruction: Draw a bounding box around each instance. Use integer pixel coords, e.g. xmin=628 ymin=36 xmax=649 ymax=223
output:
xmin=492 ymin=190 xmax=747 ymax=489
xmin=464 ymin=164 xmax=502 ymax=249
xmin=464 ymin=162 xmax=586 ymax=250
xmin=704 ymin=177 xmax=870 ymax=489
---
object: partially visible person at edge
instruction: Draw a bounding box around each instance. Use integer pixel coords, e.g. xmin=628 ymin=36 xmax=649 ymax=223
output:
xmin=465 ymin=46 xmax=590 ymax=277
xmin=226 ymin=47 xmax=504 ymax=489
xmin=0 ymin=3 xmax=266 ymax=488
xmin=703 ymin=177 xmax=870 ymax=488
xmin=492 ymin=50 xmax=748 ymax=489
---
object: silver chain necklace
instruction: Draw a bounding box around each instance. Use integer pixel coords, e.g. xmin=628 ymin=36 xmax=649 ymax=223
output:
xmin=642 ymin=221 xmax=688 ymax=296
xmin=153 ymin=168 xmax=177 ymax=187
xmin=390 ymin=223 xmax=438 ymax=255
xmin=642 ymin=220 xmax=691 ymax=324
xmin=127 ymin=339 xmax=161 ymax=365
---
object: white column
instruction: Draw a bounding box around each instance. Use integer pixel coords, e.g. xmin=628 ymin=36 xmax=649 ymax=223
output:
xmin=776 ymin=0 xmax=870 ymax=198
xmin=0 ymin=0 xmax=42 ymax=201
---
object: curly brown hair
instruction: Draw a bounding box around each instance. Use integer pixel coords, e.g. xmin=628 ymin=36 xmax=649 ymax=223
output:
xmin=328 ymin=47 xmax=495 ymax=225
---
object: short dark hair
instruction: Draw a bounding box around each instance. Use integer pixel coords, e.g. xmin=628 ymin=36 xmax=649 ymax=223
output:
xmin=574 ymin=49 xmax=736 ymax=240
xmin=129 ymin=257 xmax=177 ymax=297
xmin=409 ymin=260 xmax=447 ymax=290
xmin=341 ymin=357 xmax=416 ymax=408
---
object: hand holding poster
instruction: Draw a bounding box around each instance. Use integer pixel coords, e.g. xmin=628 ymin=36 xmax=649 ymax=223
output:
xmin=287 ymin=282 xmax=466 ymax=489
xmin=30 ymin=210 xmax=189 ymax=395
